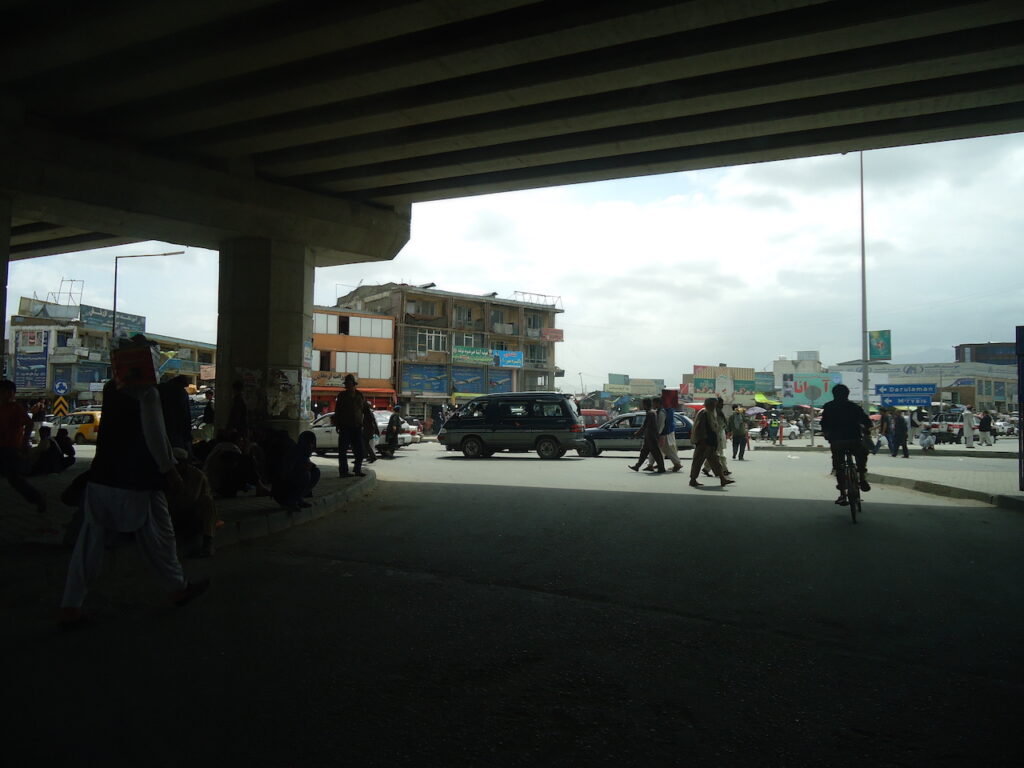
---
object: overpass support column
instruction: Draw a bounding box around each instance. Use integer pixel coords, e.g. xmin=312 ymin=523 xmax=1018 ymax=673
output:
xmin=216 ymin=237 xmax=314 ymax=440
xmin=1 ymin=196 xmax=9 ymax=378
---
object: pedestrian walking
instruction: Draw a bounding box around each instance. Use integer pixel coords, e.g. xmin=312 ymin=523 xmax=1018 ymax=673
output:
xmin=962 ymin=407 xmax=977 ymax=448
xmin=59 ymin=336 xmax=209 ymax=628
xmin=689 ymin=398 xmax=732 ymax=488
xmin=361 ymin=402 xmax=380 ymax=462
xmin=728 ymin=405 xmax=749 ymax=461
xmin=628 ymin=397 xmax=665 ymax=473
xmin=890 ymin=410 xmax=910 ymax=458
xmin=0 ymin=380 xmax=46 ymax=513
xmin=201 ymin=389 xmax=215 ymax=440
xmin=645 ymin=396 xmax=682 ymax=472
xmin=977 ymin=410 xmax=993 ymax=446
xmin=333 ymin=373 xmax=366 ymax=476
xmin=703 ymin=397 xmax=730 ymax=476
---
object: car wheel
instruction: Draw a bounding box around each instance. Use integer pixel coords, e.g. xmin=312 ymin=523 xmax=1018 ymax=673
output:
xmin=536 ymin=437 xmax=560 ymax=459
xmin=74 ymin=433 xmax=85 ymax=445
xmin=576 ymin=439 xmax=596 ymax=457
xmin=461 ymin=436 xmax=485 ymax=458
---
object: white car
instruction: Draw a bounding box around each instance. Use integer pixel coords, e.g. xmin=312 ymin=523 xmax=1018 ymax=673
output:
xmin=309 ymin=411 xmax=412 ymax=455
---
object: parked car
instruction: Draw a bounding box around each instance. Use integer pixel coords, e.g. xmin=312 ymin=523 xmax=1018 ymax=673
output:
xmin=61 ymin=410 xmax=103 ymax=444
xmin=309 ymin=410 xmax=411 ymax=456
xmin=928 ymin=412 xmax=978 ymax=444
xmin=579 ymin=411 xmax=694 ymax=457
xmin=402 ymin=417 xmax=422 ymax=443
xmin=748 ymin=420 xmax=801 ymax=440
xmin=580 ymin=409 xmax=610 ymax=428
xmin=437 ymin=391 xmax=584 ymax=459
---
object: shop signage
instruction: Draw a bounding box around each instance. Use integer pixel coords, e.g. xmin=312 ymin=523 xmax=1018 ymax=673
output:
xmin=452 ymin=345 xmax=492 ymax=365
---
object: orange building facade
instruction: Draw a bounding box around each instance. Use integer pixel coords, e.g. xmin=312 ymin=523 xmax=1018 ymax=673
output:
xmin=311 ymin=308 xmax=395 ymax=412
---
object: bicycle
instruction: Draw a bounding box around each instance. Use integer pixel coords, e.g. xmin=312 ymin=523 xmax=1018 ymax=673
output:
xmin=836 ymin=445 xmax=862 ymax=523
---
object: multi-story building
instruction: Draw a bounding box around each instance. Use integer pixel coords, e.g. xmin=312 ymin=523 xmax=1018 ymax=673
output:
xmin=335 ymin=283 xmax=564 ymax=423
xmin=311 ymin=306 xmax=396 ymax=412
xmin=7 ymin=297 xmax=215 ymax=404
xmin=954 ymin=342 xmax=1016 ymax=366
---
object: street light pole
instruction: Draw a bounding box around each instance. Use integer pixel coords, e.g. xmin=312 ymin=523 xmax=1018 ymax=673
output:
xmin=859 ymin=151 xmax=870 ymax=411
xmin=111 ymin=251 xmax=184 ymax=340
xmin=578 ymin=372 xmax=585 ymax=397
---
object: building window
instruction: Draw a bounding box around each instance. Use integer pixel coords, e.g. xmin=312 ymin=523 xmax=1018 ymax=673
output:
xmin=317 ymin=351 xmax=330 ymax=371
xmin=417 ymin=329 xmax=447 ymax=353
xmin=525 ymin=344 xmax=547 ymax=366
xmin=334 ymin=352 xmax=392 ymax=379
xmin=492 ymin=340 xmax=508 ymax=351
xmin=408 ymin=300 xmax=437 ymax=316
xmin=490 ymin=308 xmax=505 ymax=324
xmin=526 ymin=313 xmax=542 ymax=329
xmin=454 ymin=305 xmax=472 ymax=324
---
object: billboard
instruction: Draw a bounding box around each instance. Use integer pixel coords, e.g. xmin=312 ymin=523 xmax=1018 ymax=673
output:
xmin=755 ymin=372 xmax=775 ymax=393
xmin=540 ymin=328 xmax=564 ymax=341
xmin=869 ymin=330 xmax=892 ymax=360
xmin=451 ymin=366 xmax=485 ymax=393
xmin=781 ymin=373 xmax=836 ymax=406
xmin=79 ymin=304 xmax=146 ymax=336
xmin=402 ymin=363 xmax=447 ymax=394
xmin=15 ymin=330 xmax=49 ymax=389
xmin=493 ymin=350 xmax=523 ymax=368
xmin=452 ymin=346 xmax=491 ymax=365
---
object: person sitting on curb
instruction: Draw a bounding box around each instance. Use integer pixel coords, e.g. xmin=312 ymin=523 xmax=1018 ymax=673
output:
xmin=27 ymin=425 xmax=65 ymax=475
xmin=203 ymin=430 xmax=269 ymax=498
xmin=54 ymin=427 xmax=76 ymax=470
xmin=270 ymin=431 xmax=321 ymax=513
xmin=167 ymin=447 xmax=217 ymax=558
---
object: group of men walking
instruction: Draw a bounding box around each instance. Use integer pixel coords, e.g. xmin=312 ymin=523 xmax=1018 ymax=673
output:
xmin=626 ymin=395 xmax=741 ymax=489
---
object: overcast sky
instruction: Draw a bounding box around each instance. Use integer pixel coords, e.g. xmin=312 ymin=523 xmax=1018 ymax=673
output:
xmin=8 ymin=132 xmax=1023 ymax=393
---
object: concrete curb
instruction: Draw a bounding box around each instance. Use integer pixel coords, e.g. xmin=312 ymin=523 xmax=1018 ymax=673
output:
xmin=866 ymin=471 xmax=1024 ymax=512
xmin=214 ymin=471 xmax=377 ymax=550
xmin=751 ymin=443 xmax=1018 ymax=460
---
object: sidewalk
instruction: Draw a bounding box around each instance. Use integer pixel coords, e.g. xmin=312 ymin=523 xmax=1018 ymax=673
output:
xmin=0 ymin=461 xmax=376 ymax=548
xmin=750 ymin=437 xmax=1024 ymax=511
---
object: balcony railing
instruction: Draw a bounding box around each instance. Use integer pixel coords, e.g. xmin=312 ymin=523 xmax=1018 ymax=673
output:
xmin=491 ymin=322 xmax=519 ymax=335
xmin=452 ymin=319 xmax=484 ymax=331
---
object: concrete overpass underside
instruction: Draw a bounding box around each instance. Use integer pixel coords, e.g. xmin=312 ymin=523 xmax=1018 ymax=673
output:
xmin=2 ymin=0 xmax=1023 ymax=432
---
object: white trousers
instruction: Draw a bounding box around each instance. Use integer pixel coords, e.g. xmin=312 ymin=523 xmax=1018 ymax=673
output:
xmin=61 ymin=483 xmax=186 ymax=608
xmin=980 ymin=431 xmax=994 ymax=446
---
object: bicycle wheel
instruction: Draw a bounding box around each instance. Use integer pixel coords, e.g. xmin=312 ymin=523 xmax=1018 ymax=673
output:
xmin=845 ymin=454 xmax=860 ymax=523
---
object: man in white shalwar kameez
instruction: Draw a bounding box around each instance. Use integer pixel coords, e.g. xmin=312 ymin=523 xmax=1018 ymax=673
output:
xmin=59 ymin=337 xmax=209 ymax=627
xmin=962 ymin=407 xmax=977 ymax=448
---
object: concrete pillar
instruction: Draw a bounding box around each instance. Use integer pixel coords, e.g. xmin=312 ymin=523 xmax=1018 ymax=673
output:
xmin=216 ymin=238 xmax=314 ymax=440
xmin=1 ymin=196 xmax=9 ymax=379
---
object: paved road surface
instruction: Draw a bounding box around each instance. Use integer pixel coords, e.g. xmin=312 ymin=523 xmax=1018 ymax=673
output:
xmin=6 ymin=443 xmax=1021 ymax=767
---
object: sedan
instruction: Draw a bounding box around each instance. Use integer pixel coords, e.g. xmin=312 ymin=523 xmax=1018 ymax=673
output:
xmin=310 ymin=411 xmax=412 ymax=455
xmin=578 ymin=411 xmax=693 ymax=457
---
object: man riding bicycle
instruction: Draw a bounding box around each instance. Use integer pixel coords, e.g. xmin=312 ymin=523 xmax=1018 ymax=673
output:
xmin=820 ymin=383 xmax=872 ymax=506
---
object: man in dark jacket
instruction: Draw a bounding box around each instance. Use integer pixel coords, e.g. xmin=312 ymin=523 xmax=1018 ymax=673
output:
xmin=890 ymin=409 xmax=910 ymax=458
xmin=820 ymin=384 xmax=873 ymax=505
xmin=628 ymin=397 xmax=665 ymax=474
xmin=158 ymin=374 xmax=193 ymax=454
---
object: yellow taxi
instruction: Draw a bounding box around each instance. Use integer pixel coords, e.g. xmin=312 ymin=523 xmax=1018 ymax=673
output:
xmin=62 ymin=410 xmax=103 ymax=444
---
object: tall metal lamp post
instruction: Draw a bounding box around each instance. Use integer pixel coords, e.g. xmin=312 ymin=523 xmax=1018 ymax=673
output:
xmin=111 ymin=251 xmax=183 ymax=339
xmin=859 ymin=151 xmax=870 ymax=411
xmin=578 ymin=372 xmax=585 ymax=397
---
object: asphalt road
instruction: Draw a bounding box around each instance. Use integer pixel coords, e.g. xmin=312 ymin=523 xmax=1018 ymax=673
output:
xmin=7 ymin=442 xmax=1022 ymax=767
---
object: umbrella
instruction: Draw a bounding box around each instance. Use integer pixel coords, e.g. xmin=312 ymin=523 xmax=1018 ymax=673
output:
xmin=745 ymin=406 xmax=766 ymax=415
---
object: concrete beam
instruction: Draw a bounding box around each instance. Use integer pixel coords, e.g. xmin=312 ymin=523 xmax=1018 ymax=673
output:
xmin=0 ymin=122 xmax=410 ymax=266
